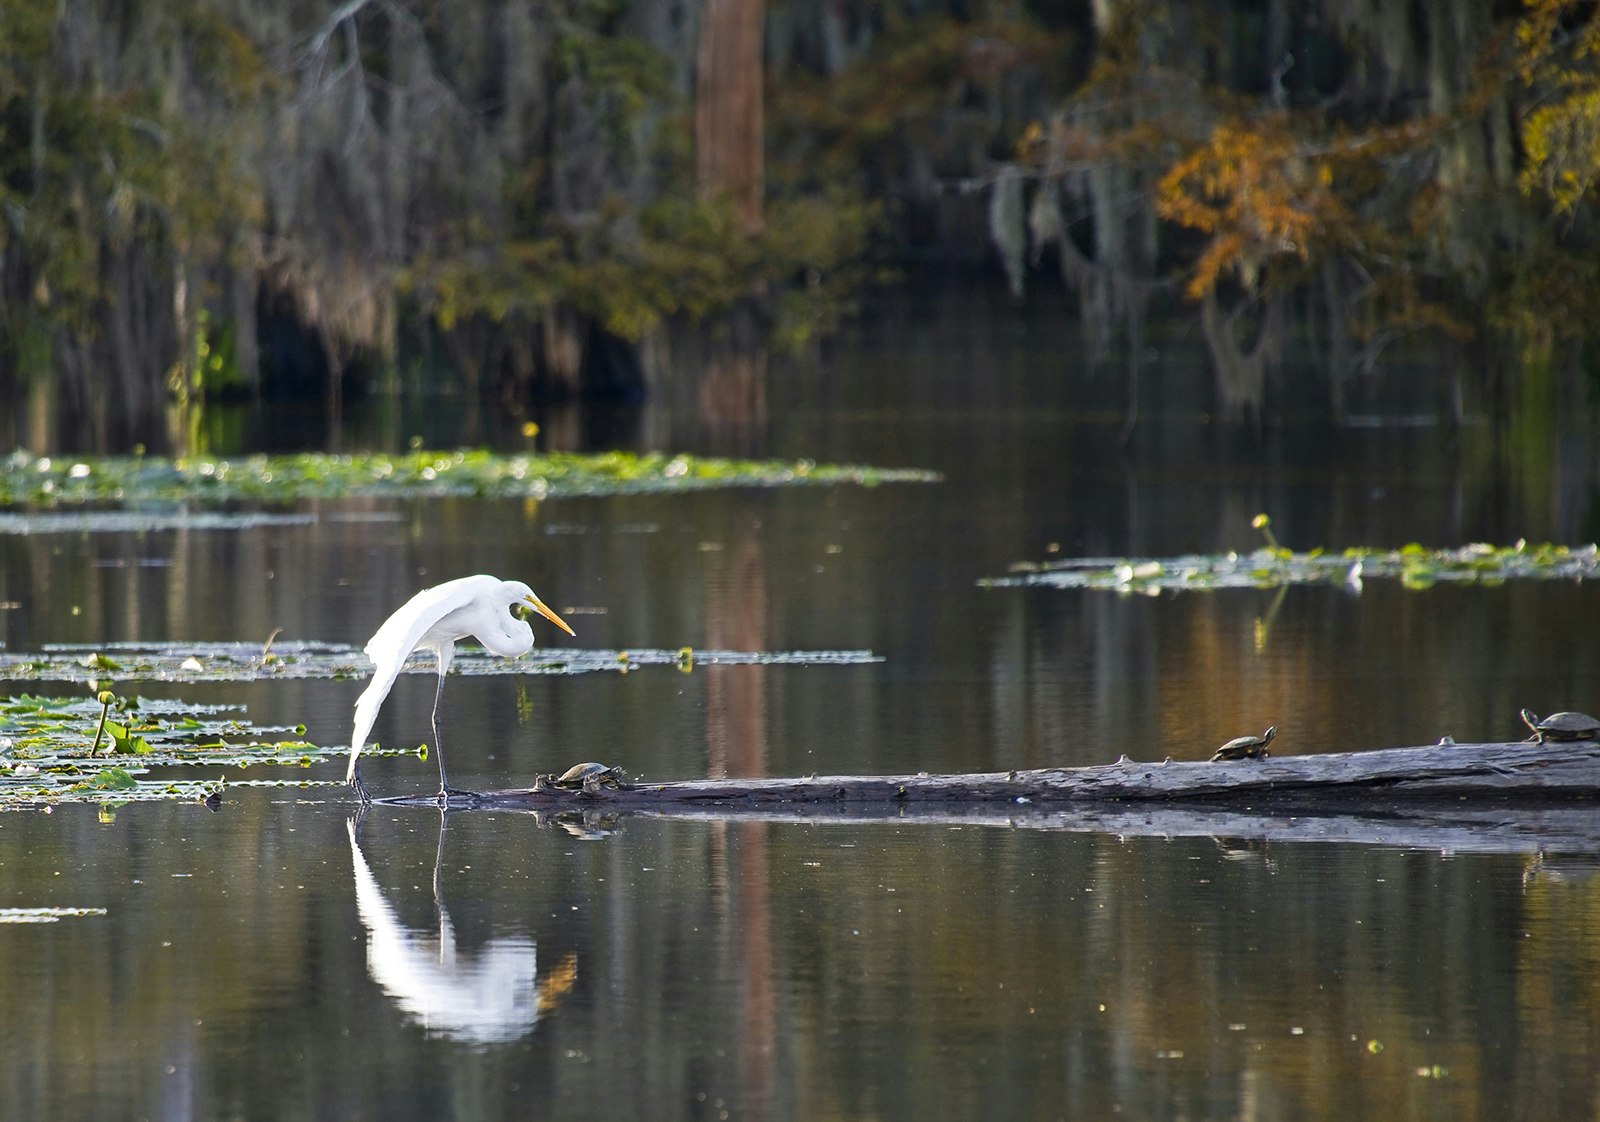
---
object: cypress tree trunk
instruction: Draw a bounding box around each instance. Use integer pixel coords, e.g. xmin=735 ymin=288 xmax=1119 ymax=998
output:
xmin=696 ymin=0 xmax=765 ymax=232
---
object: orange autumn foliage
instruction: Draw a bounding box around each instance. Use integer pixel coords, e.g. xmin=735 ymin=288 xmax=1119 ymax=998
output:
xmin=1155 ymin=115 xmax=1445 ymax=302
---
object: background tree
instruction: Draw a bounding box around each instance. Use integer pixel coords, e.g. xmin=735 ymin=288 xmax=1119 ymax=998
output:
xmin=7 ymin=0 xmax=1600 ymax=451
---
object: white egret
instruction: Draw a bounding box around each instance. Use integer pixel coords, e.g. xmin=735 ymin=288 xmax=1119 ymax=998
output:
xmin=348 ymin=574 xmax=575 ymax=803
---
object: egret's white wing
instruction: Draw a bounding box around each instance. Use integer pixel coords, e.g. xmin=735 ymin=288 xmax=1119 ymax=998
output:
xmin=348 ymin=575 xmax=499 ymax=780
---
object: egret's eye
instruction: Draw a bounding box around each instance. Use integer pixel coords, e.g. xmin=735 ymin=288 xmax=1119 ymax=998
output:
xmin=512 ymin=603 xmax=534 ymax=622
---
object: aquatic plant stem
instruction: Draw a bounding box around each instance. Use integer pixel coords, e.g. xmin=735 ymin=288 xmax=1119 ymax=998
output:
xmin=1252 ymin=512 xmax=1281 ymax=551
xmin=91 ymin=692 xmax=113 ymax=755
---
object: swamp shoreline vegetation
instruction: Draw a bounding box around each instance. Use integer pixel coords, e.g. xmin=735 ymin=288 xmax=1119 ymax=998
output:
xmin=5 ymin=1 xmax=1600 ymax=453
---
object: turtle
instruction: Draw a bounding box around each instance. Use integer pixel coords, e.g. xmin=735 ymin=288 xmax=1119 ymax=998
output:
xmin=1520 ymin=708 xmax=1600 ymax=744
xmin=1210 ymin=726 xmax=1276 ymax=762
xmin=539 ymin=761 xmax=626 ymax=794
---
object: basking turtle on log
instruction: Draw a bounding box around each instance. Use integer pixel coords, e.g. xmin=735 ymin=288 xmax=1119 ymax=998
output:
xmin=1520 ymin=709 xmax=1600 ymax=744
xmin=533 ymin=762 xmax=627 ymax=795
xmin=1211 ymin=726 xmax=1275 ymax=762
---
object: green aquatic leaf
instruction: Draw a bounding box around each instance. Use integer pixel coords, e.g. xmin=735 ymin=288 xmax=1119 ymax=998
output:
xmin=109 ymin=725 xmax=154 ymax=755
xmin=1401 ymin=567 xmax=1438 ymax=590
xmin=80 ymin=768 xmax=137 ymax=791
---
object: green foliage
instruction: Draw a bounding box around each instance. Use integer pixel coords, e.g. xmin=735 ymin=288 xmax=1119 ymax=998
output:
xmin=540 ymin=191 xmax=882 ymax=345
xmin=555 ymin=28 xmax=675 ymax=122
xmin=0 ymin=0 xmax=261 ymax=384
xmin=1516 ymin=0 xmax=1600 ymax=214
xmin=0 ymin=0 xmax=55 ymax=68
xmin=180 ymin=308 xmax=247 ymax=398
xmin=771 ymin=15 xmax=1069 ymax=189
xmin=387 ymin=0 xmax=896 ymax=350
xmin=3 ymin=0 xmax=897 ymax=405
xmin=1488 ymin=246 xmax=1600 ymax=355
xmin=404 ymin=13 xmax=883 ymax=354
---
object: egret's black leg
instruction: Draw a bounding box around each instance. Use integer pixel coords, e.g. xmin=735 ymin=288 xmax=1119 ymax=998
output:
xmin=430 ymin=669 xmax=478 ymax=803
xmin=350 ymin=764 xmax=373 ymax=805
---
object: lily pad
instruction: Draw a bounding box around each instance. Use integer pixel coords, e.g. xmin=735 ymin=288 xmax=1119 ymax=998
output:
xmin=0 ymin=693 xmax=400 ymax=810
xmin=0 ymin=907 xmax=109 ymax=923
xmin=985 ymin=541 xmax=1600 ymax=594
xmin=0 ymin=511 xmax=317 ymax=535
xmin=0 ymin=449 xmax=939 ymax=509
xmin=0 ymin=643 xmax=883 ymax=685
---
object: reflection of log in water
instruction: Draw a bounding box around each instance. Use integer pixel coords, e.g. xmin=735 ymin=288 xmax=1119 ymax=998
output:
xmin=390 ymin=740 xmax=1600 ymax=852
xmin=616 ymin=805 xmax=1600 ymax=859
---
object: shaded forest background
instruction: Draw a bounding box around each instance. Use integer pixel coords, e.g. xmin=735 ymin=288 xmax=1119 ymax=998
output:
xmin=3 ymin=0 xmax=1600 ymax=449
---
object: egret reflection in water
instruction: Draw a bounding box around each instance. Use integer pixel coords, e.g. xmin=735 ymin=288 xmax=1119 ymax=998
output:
xmin=347 ymin=814 xmax=576 ymax=1046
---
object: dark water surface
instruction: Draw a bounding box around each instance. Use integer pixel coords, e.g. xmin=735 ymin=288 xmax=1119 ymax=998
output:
xmin=2 ymin=286 xmax=1599 ymax=1119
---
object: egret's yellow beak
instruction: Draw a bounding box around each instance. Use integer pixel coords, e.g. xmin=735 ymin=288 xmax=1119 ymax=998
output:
xmin=525 ymin=594 xmax=576 ymax=636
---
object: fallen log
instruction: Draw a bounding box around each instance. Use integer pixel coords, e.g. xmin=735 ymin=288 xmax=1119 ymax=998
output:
xmin=386 ymin=738 xmax=1600 ymax=812
xmin=365 ymin=740 xmax=1600 ymax=855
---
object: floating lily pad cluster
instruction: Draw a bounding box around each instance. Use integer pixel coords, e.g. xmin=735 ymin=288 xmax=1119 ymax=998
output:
xmin=0 ymin=693 xmax=359 ymax=812
xmin=0 ymin=449 xmax=939 ymax=508
xmin=0 ymin=643 xmax=882 ymax=685
xmin=988 ymin=541 xmax=1600 ymax=594
xmin=0 ymin=648 xmax=883 ymax=809
xmin=0 ymin=510 xmax=317 ymax=536
xmin=0 ymin=907 xmax=109 ymax=923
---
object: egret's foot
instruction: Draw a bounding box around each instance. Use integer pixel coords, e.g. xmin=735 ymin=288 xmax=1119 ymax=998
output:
xmin=436 ymin=786 xmax=481 ymax=806
xmin=350 ymin=774 xmax=373 ymax=805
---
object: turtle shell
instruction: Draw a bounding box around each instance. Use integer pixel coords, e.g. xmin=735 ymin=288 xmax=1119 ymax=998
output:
xmin=1525 ymin=710 xmax=1600 ymax=740
xmin=1210 ymin=726 xmax=1276 ymax=762
xmin=557 ymin=761 xmax=620 ymax=782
